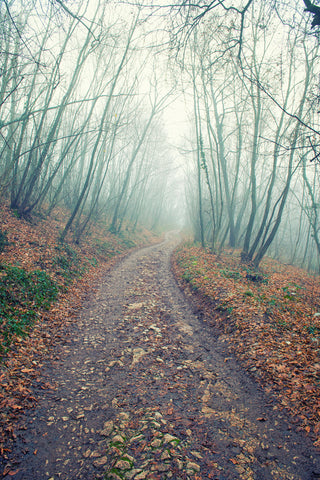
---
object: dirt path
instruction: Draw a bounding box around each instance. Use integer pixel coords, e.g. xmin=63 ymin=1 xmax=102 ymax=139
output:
xmin=2 ymin=234 xmax=320 ymax=480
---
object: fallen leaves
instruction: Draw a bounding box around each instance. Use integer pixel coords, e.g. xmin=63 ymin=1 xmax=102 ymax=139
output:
xmin=3 ymin=467 xmax=20 ymax=476
xmin=1 ymin=234 xmax=315 ymax=479
xmin=102 ymin=408 xmax=204 ymax=480
xmin=173 ymin=244 xmax=320 ymax=446
xmin=0 ymin=200 xmax=160 ymax=456
xmin=131 ymin=348 xmax=149 ymax=367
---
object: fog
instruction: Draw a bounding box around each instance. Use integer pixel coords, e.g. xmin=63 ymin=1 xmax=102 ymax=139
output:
xmin=1 ymin=0 xmax=320 ymax=270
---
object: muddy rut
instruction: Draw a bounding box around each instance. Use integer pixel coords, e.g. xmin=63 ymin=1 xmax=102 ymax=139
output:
xmin=3 ymin=234 xmax=320 ymax=479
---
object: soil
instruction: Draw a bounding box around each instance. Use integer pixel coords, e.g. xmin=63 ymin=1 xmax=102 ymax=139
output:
xmin=1 ymin=233 xmax=320 ymax=480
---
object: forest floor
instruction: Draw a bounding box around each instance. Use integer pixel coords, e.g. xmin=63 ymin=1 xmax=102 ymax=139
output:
xmin=172 ymin=244 xmax=320 ymax=449
xmin=0 ymin=203 xmax=159 ymax=467
xmin=1 ymin=228 xmax=320 ymax=479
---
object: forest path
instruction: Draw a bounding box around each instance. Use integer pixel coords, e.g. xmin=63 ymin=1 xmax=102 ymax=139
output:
xmin=4 ymin=233 xmax=320 ymax=480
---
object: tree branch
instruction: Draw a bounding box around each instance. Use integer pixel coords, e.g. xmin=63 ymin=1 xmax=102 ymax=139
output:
xmin=302 ymin=0 xmax=320 ymax=28
xmin=240 ymin=67 xmax=320 ymax=137
xmin=54 ymin=0 xmax=98 ymax=40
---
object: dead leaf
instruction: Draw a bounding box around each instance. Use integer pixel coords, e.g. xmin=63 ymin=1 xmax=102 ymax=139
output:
xmin=8 ymin=469 xmax=20 ymax=476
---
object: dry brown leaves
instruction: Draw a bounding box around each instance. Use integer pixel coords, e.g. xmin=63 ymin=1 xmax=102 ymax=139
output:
xmin=172 ymin=245 xmax=320 ymax=447
xmin=0 ymin=201 xmax=159 ymax=453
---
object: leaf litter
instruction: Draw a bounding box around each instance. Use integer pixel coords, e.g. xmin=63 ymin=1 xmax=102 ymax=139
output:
xmin=172 ymin=244 xmax=320 ymax=446
xmin=1 ymin=234 xmax=320 ymax=479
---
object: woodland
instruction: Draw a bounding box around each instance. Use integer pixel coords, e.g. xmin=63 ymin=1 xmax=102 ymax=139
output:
xmin=1 ymin=0 xmax=320 ymax=475
xmin=1 ymin=0 xmax=320 ymax=268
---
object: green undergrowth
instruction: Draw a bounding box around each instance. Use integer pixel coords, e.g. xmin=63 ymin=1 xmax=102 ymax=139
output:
xmin=0 ymin=265 xmax=58 ymax=355
xmin=94 ymin=239 xmax=123 ymax=258
xmin=0 ymin=244 xmax=92 ymax=356
xmin=0 ymin=230 xmax=9 ymax=253
xmin=52 ymin=243 xmax=87 ymax=286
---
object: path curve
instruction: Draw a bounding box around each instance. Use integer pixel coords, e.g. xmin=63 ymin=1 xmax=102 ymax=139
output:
xmin=3 ymin=233 xmax=320 ymax=479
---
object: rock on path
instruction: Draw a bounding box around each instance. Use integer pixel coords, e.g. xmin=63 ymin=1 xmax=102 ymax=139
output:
xmin=2 ymin=233 xmax=320 ymax=479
